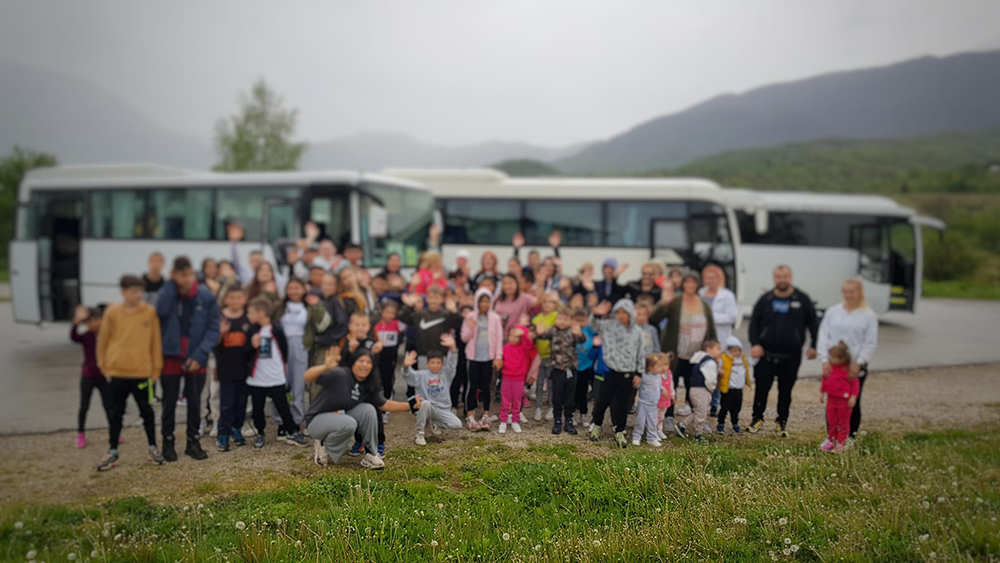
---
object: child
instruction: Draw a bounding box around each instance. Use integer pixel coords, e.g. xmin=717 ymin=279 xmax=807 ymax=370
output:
xmin=498 ymin=326 xmax=536 ymax=434
xmin=675 ymin=339 xmax=722 ymax=444
xmin=632 ymin=354 xmax=672 ymax=447
xmin=214 ymin=286 xmax=253 ymax=451
xmin=375 ymin=301 xmax=405 ymax=400
xmin=402 ymin=336 xmax=464 ymax=445
xmin=460 ymin=287 xmax=504 ymax=431
xmin=534 ymin=305 xmax=586 ymax=435
xmin=96 ymin=275 xmax=165 ymax=471
xmin=588 ymin=299 xmax=645 ymax=448
xmin=277 ymin=278 xmax=310 ymax=430
xmin=143 ymin=252 xmax=165 ymax=307
xmin=631 ymin=302 xmax=661 ymax=415
xmin=655 ymin=353 xmax=675 ymax=439
xmin=245 ymin=297 xmax=309 ymax=449
xmin=717 ymin=336 xmax=750 ymax=434
xmin=398 ymin=285 xmax=462 ymax=390
xmin=820 ymin=341 xmax=860 ymax=453
xmin=574 ymin=308 xmax=596 ymax=426
xmin=72 ymin=305 xmax=111 ymax=448
xmin=530 ymin=293 xmax=560 ymax=422
xmin=341 ymin=311 xmax=388 ymax=457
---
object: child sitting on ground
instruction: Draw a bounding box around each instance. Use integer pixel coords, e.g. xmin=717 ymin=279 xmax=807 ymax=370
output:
xmin=633 ymin=353 xmax=672 ymax=447
xmin=820 ymin=341 xmax=860 ymax=453
xmin=498 ymin=325 xmax=536 ymax=434
xmin=716 ymin=336 xmax=751 ymax=434
xmin=402 ymin=335 xmax=464 ymax=445
xmin=655 ymin=352 xmax=675 ymax=440
xmin=72 ymin=305 xmax=110 ymax=449
xmin=675 ymin=339 xmax=722 ymax=444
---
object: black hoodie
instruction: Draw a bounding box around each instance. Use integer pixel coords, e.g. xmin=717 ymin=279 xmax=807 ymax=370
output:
xmin=398 ymin=306 xmax=462 ymax=356
xmin=748 ymin=288 xmax=818 ymax=357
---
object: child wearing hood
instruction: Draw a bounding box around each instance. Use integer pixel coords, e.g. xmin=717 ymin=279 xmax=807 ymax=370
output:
xmin=716 ymin=336 xmax=751 ymax=434
xmin=498 ymin=325 xmax=536 ymax=434
xmin=460 ymin=287 xmax=505 ymax=431
xmin=588 ymin=299 xmax=646 ymax=448
xmin=675 ymin=339 xmax=722 ymax=444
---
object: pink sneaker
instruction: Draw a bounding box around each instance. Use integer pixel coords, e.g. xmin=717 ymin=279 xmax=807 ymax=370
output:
xmin=821 ymin=439 xmax=835 ymax=452
xmin=830 ymin=442 xmax=845 ymax=454
xmin=479 ymin=413 xmax=492 ymax=431
xmin=75 ymin=433 xmax=86 ymax=448
xmin=467 ymin=416 xmax=481 ymax=432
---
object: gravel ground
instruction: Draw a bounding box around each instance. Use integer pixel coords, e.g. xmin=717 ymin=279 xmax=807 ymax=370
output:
xmin=1 ymin=363 xmax=998 ymax=509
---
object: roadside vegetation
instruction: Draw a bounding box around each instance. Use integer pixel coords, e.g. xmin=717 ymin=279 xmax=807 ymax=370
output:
xmin=2 ymin=426 xmax=998 ymax=562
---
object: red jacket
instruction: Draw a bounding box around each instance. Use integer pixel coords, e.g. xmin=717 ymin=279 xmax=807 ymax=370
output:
xmin=501 ymin=325 xmax=536 ymax=381
xmin=821 ymin=364 xmax=860 ymax=402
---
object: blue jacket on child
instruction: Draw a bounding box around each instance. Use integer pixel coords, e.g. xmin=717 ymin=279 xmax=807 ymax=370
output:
xmin=157 ymin=280 xmax=221 ymax=368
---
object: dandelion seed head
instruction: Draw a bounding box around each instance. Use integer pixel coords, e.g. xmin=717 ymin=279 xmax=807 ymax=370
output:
xmin=783 ymin=548 xmax=791 ymax=556
xmin=502 ymin=533 xmax=510 ymax=541
xmin=778 ymin=517 xmax=788 ymax=526
xmin=13 ymin=522 xmax=23 ymax=530
xmin=235 ymin=521 xmax=246 ymax=531
xmin=791 ymin=545 xmax=799 ymax=553
xmin=784 ymin=538 xmax=791 ymax=545
xmin=431 ymin=540 xmax=439 ymax=547
xmin=26 ymin=551 xmax=37 ymax=560
xmin=593 ymin=539 xmax=602 ymax=547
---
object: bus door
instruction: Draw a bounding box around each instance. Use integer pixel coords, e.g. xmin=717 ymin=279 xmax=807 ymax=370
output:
xmin=9 ymin=202 xmax=40 ymax=323
xmin=886 ymin=220 xmax=919 ymax=312
xmin=849 ymin=223 xmax=891 ymax=314
xmin=262 ymin=198 xmax=300 ymax=269
xmin=650 ymin=218 xmax=688 ymax=269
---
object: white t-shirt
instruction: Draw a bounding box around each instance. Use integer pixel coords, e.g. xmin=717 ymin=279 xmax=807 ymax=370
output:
xmin=248 ymin=325 xmax=286 ymax=387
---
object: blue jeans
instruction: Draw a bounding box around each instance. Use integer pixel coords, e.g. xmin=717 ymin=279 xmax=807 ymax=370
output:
xmin=711 ymin=388 xmax=721 ymax=409
xmin=218 ymin=380 xmax=249 ymax=438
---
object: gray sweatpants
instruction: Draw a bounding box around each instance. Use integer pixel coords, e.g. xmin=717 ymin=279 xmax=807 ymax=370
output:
xmin=272 ymin=334 xmax=309 ymax=425
xmin=535 ymin=358 xmax=553 ymax=407
xmin=632 ymin=402 xmax=660 ymax=443
xmin=680 ymin=387 xmax=711 ymax=437
xmin=306 ymin=403 xmax=378 ymax=463
xmin=415 ymin=402 xmax=463 ymax=435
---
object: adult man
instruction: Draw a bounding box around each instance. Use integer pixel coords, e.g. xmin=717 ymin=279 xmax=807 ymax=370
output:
xmin=747 ymin=265 xmax=818 ymax=437
xmin=596 ymin=258 xmax=628 ymax=304
xmin=157 ymin=256 xmax=222 ymax=461
xmin=625 ymin=262 xmax=664 ymax=303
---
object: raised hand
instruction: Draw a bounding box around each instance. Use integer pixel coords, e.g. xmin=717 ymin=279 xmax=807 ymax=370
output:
xmin=571 ymin=322 xmax=583 ymax=336
xmin=324 ymin=346 xmax=341 ymax=370
xmin=548 ymin=230 xmax=562 ymax=249
xmin=251 ymin=333 xmax=261 ymax=349
xmin=614 ymin=262 xmax=630 ymax=278
xmin=348 ymin=335 xmax=360 ymax=353
xmin=403 ymin=350 xmax=418 ymax=368
xmin=440 ymin=334 xmax=457 ymax=351
xmin=305 ymin=294 xmax=320 ymax=306
xmin=219 ymin=318 xmax=232 ymax=334
xmin=466 ymin=315 xmax=477 ymax=328
xmin=372 ymin=340 xmax=384 ymax=355
xmin=73 ymin=304 xmax=90 ymax=324
xmin=592 ymin=335 xmax=603 ymax=347
xmin=512 ymin=232 xmax=525 ymax=249
xmin=594 ymin=300 xmax=613 ymax=316
xmin=264 ymin=280 xmax=277 ymax=294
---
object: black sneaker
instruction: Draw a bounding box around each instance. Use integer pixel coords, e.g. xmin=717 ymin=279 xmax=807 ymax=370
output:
xmin=564 ymin=419 xmax=578 ymax=435
xmin=551 ymin=420 xmax=562 ymax=435
xmin=162 ymin=435 xmax=178 ymax=462
xmin=253 ymin=435 xmax=265 ymax=449
xmin=217 ymin=435 xmax=230 ymax=452
xmin=231 ymin=428 xmax=246 ymax=447
xmin=692 ymin=434 xmax=708 ymax=444
xmin=277 ymin=428 xmax=287 ymax=438
xmin=186 ymin=439 xmax=208 ymax=460
xmin=674 ymin=422 xmax=687 ymax=439
xmin=709 ymin=406 xmax=718 ymax=417
xmin=776 ymin=421 xmax=789 ymax=438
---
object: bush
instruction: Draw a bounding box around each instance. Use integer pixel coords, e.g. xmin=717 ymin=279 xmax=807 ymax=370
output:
xmin=923 ymin=235 xmax=978 ymax=281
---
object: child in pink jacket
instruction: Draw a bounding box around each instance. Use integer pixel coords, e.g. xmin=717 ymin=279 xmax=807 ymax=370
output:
xmin=498 ymin=325 xmax=536 ymax=435
xmin=820 ymin=341 xmax=860 ymax=453
xmin=655 ymin=352 xmax=675 ymax=440
xmin=461 ymin=287 xmax=505 ymax=432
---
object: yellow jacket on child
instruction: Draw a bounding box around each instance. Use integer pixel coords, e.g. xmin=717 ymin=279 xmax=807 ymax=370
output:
xmin=717 ymin=353 xmax=751 ymax=393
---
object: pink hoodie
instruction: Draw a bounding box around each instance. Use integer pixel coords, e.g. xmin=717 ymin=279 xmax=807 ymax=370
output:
xmin=461 ymin=287 xmax=505 ymax=361
xmin=501 ymin=325 xmax=536 ymax=381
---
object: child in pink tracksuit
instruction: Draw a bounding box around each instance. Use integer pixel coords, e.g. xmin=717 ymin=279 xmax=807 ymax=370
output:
xmin=820 ymin=341 xmax=860 ymax=453
xmin=461 ymin=287 xmax=505 ymax=431
xmin=655 ymin=352 xmax=675 ymax=439
xmin=498 ymin=325 xmax=536 ymax=435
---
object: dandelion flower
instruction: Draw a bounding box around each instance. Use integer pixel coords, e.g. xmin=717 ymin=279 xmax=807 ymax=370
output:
xmin=13 ymin=522 xmax=23 ymax=530
xmin=197 ymin=503 xmax=205 ymax=510
xmin=716 ymin=528 xmax=723 ymax=534
xmin=67 ymin=554 xmax=77 ymax=562
xmin=919 ymin=534 xmax=929 ymax=543
xmin=593 ymin=539 xmax=601 ymax=547
xmin=778 ymin=517 xmax=788 ymax=526
xmin=937 ymin=497 xmax=946 ymax=503
xmin=114 ymin=533 xmax=122 ymax=541
xmin=431 ymin=540 xmax=439 ymax=547
xmin=26 ymin=551 xmax=37 ymax=560
xmin=235 ymin=521 xmax=247 ymax=531
xmin=437 ymin=503 xmax=444 ymax=509
xmin=783 ymin=548 xmax=791 ymax=556
xmin=91 ymin=551 xmax=99 ymax=558
xmin=295 ymin=540 xmax=302 ymax=548
xmin=791 ymin=545 xmax=799 ymax=553
xmin=784 ymin=538 xmax=791 ymax=545
xmin=502 ymin=533 xmax=511 ymax=541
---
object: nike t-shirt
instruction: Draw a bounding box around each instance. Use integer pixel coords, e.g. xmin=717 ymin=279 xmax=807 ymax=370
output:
xmin=399 ymin=307 xmax=461 ymax=357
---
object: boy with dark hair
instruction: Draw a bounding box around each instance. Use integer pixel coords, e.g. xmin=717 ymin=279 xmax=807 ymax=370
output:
xmin=156 ymin=256 xmax=221 ymax=462
xmin=534 ymin=305 xmax=586 ymax=435
xmin=675 ymin=339 xmax=722 ymax=444
xmin=246 ymin=296 xmax=310 ymax=449
xmin=402 ymin=335 xmax=464 ymax=446
xmin=398 ymin=285 xmax=462 ymax=373
xmin=588 ymin=299 xmax=645 ymax=448
xmin=96 ymin=275 xmax=165 ymax=471
xmin=143 ymin=252 xmax=165 ymax=307
xmin=214 ymin=285 xmax=253 ymax=451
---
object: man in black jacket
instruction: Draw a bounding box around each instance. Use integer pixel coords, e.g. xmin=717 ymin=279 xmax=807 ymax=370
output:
xmin=747 ymin=265 xmax=818 ymax=437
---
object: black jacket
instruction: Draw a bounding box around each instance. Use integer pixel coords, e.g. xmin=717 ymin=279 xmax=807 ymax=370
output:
xmin=249 ymin=323 xmax=289 ymax=369
xmin=596 ymin=277 xmax=626 ymax=304
xmin=397 ymin=306 xmax=462 ymax=356
xmin=748 ymin=288 xmax=819 ymax=357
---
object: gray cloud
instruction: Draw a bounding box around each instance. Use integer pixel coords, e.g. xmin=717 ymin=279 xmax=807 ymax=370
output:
xmin=1 ymin=0 xmax=998 ymax=146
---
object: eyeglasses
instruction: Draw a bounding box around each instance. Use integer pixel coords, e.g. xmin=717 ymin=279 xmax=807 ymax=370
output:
xmin=641 ymin=271 xmax=656 ymax=277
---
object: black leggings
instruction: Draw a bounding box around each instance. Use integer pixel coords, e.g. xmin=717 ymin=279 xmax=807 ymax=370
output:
xmin=466 ymin=361 xmax=493 ymax=413
xmin=850 ymin=367 xmax=868 ymax=437
xmin=249 ymin=385 xmax=298 ymax=435
xmin=717 ymin=388 xmax=743 ymax=426
xmin=108 ymin=378 xmax=157 ymax=450
xmin=79 ymin=377 xmax=112 ymax=433
xmin=380 ymin=347 xmax=398 ymax=400
xmin=575 ymin=368 xmax=594 ymax=415
xmin=591 ymin=370 xmax=633 ymax=433
xmin=665 ymin=360 xmax=692 ymax=417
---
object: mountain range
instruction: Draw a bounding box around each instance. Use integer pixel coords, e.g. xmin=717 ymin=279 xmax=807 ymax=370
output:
xmin=3 ymin=49 xmax=1000 ymax=173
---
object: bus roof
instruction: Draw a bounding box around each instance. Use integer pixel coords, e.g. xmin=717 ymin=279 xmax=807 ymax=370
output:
xmin=383 ymin=168 xmax=724 ymax=201
xmin=19 ymin=164 xmax=429 ymax=202
xmin=725 ymin=188 xmax=916 ymax=218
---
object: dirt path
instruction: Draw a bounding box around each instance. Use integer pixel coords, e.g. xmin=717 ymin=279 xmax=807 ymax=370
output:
xmin=2 ymin=363 xmax=998 ymax=509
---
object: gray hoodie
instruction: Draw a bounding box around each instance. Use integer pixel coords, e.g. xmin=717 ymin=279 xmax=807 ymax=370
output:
xmin=593 ymin=299 xmax=645 ymax=374
xmin=403 ymin=352 xmax=458 ymax=411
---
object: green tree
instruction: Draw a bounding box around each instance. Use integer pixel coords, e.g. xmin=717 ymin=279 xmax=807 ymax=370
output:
xmin=213 ymin=79 xmax=307 ymax=171
xmin=0 ymin=146 xmax=58 ymax=267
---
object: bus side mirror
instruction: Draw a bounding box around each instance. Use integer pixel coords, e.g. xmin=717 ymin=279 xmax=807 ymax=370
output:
xmin=754 ymin=209 xmax=769 ymax=235
xmin=368 ymin=204 xmax=388 ymax=239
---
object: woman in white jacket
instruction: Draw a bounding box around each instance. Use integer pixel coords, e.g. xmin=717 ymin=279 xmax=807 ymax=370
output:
xmin=817 ymin=278 xmax=878 ymax=442
xmin=700 ymin=265 xmax=739 ymax=418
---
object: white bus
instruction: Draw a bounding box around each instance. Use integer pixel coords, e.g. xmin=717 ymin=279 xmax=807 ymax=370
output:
xmin=383 ymin=168 xmax=743 ymax=300
xmin=9 ymin=164 xmax=435 ymax=323
xmin=725 ymin=189 xmax=945 ymax=315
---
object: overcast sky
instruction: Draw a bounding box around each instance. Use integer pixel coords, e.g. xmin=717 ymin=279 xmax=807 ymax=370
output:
xmin=2 ymin=1 xmax=999 ymax=147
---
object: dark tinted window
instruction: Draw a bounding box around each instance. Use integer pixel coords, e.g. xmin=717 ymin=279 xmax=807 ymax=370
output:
xmin=443 ymin=199 xmax=521 ymax=245
xmin=88 ymin=190 xmax=147 ymax=238
xmin=606 ymin=201 xmax=687 ymax=247
xmin=524 ymin=200 xmax=602 ymax=246
xmin=741 ymin=211 xmax=882 ymax=248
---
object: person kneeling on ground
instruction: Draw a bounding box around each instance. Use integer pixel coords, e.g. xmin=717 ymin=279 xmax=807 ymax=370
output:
xmin=304 ymin=348 xmax=422 ymax=469
xmin=402 ymin=335 xmax=464 ymax=446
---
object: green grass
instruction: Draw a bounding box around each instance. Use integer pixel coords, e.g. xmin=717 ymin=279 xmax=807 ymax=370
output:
xmin=2 ymin=427 xmax=999 ymax=562
xmin=923 ymin=280 xmax=1000 ymax=300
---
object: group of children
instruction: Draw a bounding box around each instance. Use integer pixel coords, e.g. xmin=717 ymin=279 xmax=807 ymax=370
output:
xmin=72 ymin=246 xmax=863 ymax=472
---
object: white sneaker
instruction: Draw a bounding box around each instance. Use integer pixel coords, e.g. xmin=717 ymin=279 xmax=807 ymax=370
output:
xmin=534 ymin=408 xmax=543 ymax=422
xmin=544 ymin=408 xmax=554 ymax=421
xmin=632 ymin=439 xmax=641 ymax=446
xmin=209 ymin=420 xmax=219 ymax=438
xmin=429 ymin=422 xmax=443 ymax=436
xmin=197 ymin=419 xmax=206 ymax=438
xmin=498 ymin=423 xmax=507 ymax=434
xmin=507 ymin=414 xmax=513 ymax=424
xmin=657 ymin=430 xmax=667 ymax=440
xmin=677 ymin=405 xmax=692 ymax=416
xmin=382 ymin=412 xmax=390 ymax=424
xmin=361 ymin=452 xmax=385 ymax=469
xmin=648 ymin=439 xmax=663 ymax=448
xmin=512 ymin=422 xmax=522 ymax=433
xmin=415 ymin=432 xmax=427 ymax=446
xmin=313 ymin=440 xmax=329 ymax=466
